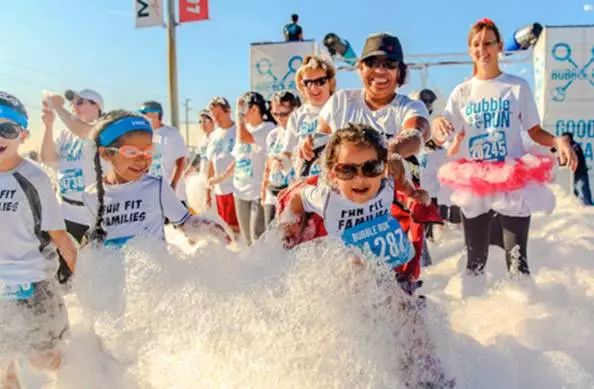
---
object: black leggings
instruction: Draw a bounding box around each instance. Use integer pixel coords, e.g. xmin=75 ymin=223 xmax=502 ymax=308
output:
xmin=462 ymin=210 xmax=531 ymax=275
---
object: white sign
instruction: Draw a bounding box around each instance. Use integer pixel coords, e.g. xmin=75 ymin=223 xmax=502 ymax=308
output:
xmin=250 ymin=40 xmax=317 ymax=99
xmin=534 ymin=25 xmax=594 ymax=186
xmin=134 ymin=0 xmax=164 ymax=28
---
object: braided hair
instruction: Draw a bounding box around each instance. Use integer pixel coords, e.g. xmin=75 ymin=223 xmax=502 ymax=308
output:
xmin=89 ymin=110 xmax=147 ymax=243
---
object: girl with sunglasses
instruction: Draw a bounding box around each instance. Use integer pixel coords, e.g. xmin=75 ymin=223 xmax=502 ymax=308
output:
xmin=0 ymin=92 xmax=77 ymax=388
xmin=81 ymin=110 xmax=229 ymax=247
xmin=261 ymin=91 xmax=300 ymax=225
xmin=433 ymin=19 xmax=577 ymax=276
xmin=285 ymin=55 xmax=336 ymax=178
xmin=280 ymin=123 xmax=428 ymax=266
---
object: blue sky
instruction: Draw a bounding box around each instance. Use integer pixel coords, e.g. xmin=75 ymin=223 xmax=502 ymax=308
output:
xmin=1 ymin=0 xmax=592 ymax=149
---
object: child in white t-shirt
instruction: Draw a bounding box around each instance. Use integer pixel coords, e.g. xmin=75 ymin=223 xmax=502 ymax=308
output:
xmin=82 ymin=110 xmax=229 ymax=248
xmin=0 ymin=92 xmax=77 ymax=388
xmin=280 ymin=123 xmax=428 ymax=268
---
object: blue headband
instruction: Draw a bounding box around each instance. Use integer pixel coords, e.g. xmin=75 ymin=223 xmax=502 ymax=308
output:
xmin=0 ymin=105 xmax=28 ymax=129
xmin=98 ymin=116 xmax=153 ymax=146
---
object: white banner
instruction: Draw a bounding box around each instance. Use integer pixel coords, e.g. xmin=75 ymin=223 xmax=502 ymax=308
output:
xmin=534 ymin=25 xmax=594 ymax=187
xmin=134 ymin=0 xmax=164 ymax=28
xmin=250 ymin=40 xmax=317 ymax=99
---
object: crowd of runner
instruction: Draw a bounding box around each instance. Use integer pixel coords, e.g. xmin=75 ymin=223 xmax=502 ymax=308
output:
xmin=0 ymin=18 xmax=582 ymax=387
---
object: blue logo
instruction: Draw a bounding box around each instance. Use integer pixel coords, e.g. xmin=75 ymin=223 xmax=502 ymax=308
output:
xmin=254 ymin=55 xmax=303 ymax=98
xmin=550 ymin=42 xmax=594 ymax=102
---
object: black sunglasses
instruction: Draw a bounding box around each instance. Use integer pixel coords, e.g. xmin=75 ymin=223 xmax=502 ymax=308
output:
xmin=302 ymin=76 xmax=328 ymax=88
xmin=334 ymin=160 xmax=385 ymax=180
xmin=0 ymin=122 xmax=22 ymax=140
xmin=362 ymin=57 xmax=399 ymax=70
xmin=271 ymin=110 xmax=292 ymax=118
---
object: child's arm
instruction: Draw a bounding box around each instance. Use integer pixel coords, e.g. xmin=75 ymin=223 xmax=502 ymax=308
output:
xmin=48 ymin=230 xmax=77 ymax=272
xmin=180 ymin=215 xmax=231 ymax=244
xmin=446 ymin=130 xmax=465 ymax=157
xmin=236 ymin=98 xmax=256 ymax=144
xmin=388 ymin=153 xmax=430 ymax=205
xmin=261 ymin=159 xmax=271 ymax=204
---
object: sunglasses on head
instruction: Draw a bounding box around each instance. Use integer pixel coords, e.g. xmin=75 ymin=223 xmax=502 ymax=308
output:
xmin=362 ymin=57 xmax=399 ymax=70
xmin=0 ymin=122 xmax=22 ymax=140
xmin=302 ymin=76 xmax=328 ymax=88
xmin=334 ymin=159 xmax=385 ymax=180
xmin=106 ymin=145 xmax=154 ymax=159
xmin=75 ymin=98 xmax=97 ymax=106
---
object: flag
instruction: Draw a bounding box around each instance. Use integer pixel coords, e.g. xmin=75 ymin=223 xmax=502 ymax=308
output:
xmin=179 ymin=0 xmax=209 ymax=23
xmin=134 ymin=0 xmax=164 ymax=28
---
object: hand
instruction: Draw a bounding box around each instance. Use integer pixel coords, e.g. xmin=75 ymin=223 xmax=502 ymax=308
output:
xmin=205 ymin=190 xmax=212 ymax=209
xmin=410 ymin=188 xmax=430 ymax=206
xmin=41 ymin=103 xmax=55 ymax=129
xmin=47 ymin=94 xmax=65 ymax=109
xmin=432 ymin=116 xmax=454 ymax=144
xmin=387 ymin=153 xmax=405 ymax=181
xmin=186 ymin=217 xmax=231 ymax=244
xmin=388 ymin=132 xmax=422 ymax=159
xmin=207 ymin=177 xmax=218 ymax=189
xmin=299 ymin=136 xmax=314 ymax=161
xmin=554 ymin=136 xmax=578 ymax=172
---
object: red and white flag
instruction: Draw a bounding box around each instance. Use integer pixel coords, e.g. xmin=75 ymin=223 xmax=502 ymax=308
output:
xmin=179 ymin=0 xmax=209 ymax=23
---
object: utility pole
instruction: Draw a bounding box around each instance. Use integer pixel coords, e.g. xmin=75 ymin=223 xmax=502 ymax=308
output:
xmin=183 ymin=98 xmax=191 ymax=145
xmin=167 ymin=0 xmax=180 ymax=128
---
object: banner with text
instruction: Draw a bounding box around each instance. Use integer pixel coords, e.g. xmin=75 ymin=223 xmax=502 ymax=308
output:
xmin=179 ymin=0 xmax=209 ymax=23
xmin=134 ymin=0 xmax=164 ymax=28
xmin=534 ymin=25 xmax=594 ymax=186
xmin=250 ymin=40 xmax=316 ymax=99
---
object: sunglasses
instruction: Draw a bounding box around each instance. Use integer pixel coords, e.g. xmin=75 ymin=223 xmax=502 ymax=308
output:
xmin=362 ymin=57 xmax=399 ymax=70
xmin=271 ymin=110 xmax=292 ymax=118
xmin=106 ymin=145 xmax=154 ymax=159
xmin=302 ymin=76 xmax=328 ymax=88
xmin=0 ymin=122 xmax=22 ymax=140
xmin=75 ymin=98 xmax=97 ymax=106
xmin=334 ymin=160 xmax=385 ymax=180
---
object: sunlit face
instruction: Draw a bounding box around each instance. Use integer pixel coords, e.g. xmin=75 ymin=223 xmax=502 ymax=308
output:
xmin=208 ymin=104 xmax=231 ymax=127
xmin=141 ymin=111 xmax=161 ymax=130
xmin=199 ymin=115 xmax=214 ymax=134
xmin=328 ymin=142 xmax=385 ymax=204
xmin=100 ymin=132 xmax=153 ymax=183
xmin=245 ymin=104 xmax=262 ymax=125
xmin=271 ymin=101 xmax=294 ymax=128
xmin=0 ymin=118 xmax=26 ymax=164
xmin=469 ymin=28 xmax=502 ymax=70
xmin=300 ymin=68 xmax=332 ymax=107
xmin=358 ymin=55 xmax=399 ymax=101
xmin=72 ymin=98 xmax=100 ymax=122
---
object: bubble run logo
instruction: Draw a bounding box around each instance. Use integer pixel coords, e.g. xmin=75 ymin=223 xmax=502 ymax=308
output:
xmin=550 ymin=42 xmax=594 ymax=102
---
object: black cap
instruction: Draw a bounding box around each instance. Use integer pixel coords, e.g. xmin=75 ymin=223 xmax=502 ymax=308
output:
xmin=419 ymin=89 xmax=437 ymax=104
xmin=139 ymin=101 xmax=163 ymax=114
xmin=359 ymin=33 xmax=403 ymax=63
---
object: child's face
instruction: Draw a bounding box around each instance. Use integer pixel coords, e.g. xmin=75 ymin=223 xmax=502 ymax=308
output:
xmin=329 ymin=142 xmax=385 ymax=204
xmin=100 ymin=132 xmax=153 ymax=183
xmin=0 ymin=119 xmax=26 ymax=165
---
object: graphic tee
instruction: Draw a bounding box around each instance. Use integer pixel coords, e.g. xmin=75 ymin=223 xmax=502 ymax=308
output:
xmin=301 ymin=178 xmax=414 ymax=266
xmin=83 ymin=176 xmax=190 ymax=247
xmin=0 ymin=160 xmax=64 ymax=285
xmin=443 ymin=73 xmax=541 ymax=161
xmin=205 ymin=125 xmax=237 ymax=195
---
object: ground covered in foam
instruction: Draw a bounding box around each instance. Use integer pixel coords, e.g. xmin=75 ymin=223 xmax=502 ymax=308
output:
xmin=13 ymin=186 xmax=594 ymax=389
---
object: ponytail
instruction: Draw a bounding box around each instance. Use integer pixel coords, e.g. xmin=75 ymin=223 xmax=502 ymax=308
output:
xmin=89 ymin=143 xmax=107 ymax=243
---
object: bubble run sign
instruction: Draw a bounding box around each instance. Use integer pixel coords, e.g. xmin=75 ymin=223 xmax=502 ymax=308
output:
xmin=534 ymin=25 xmax=594 ymax=187
xmin=250 ymin=40 xmax=316 ymax=99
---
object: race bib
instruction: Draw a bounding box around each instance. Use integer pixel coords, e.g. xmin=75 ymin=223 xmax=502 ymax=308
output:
xmin=104 ymin=236 xmax=133 ymax=248
xmin=58 ymin=168 xmax=85 ymax=194
xmin=235 ymin=158 xmax=254 ymax=181
xmin=1 ymin=282 xmax=35 ymax=300
xmin=342 ymin=214 xmax=415 ymax=266
xmin=468 ymin=131 xmax=508 ymax=162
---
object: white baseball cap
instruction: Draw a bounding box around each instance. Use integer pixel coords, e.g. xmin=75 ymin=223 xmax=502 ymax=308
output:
xmin=65 ymin=88 xmax=104 ymax=110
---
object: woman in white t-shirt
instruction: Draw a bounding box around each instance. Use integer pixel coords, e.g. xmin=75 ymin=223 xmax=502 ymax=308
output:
xmin=214 ymin=92 xmax=276 ymax=246
xmin=285 ymin=55 xmax=336 ymax=178
xmin=82 ymin=110 xmax=229 ymax=248
xmin=261 ymin=91 xmax=300 ymax=225
xmin=432 ymin=18 xmax=577 ymax=275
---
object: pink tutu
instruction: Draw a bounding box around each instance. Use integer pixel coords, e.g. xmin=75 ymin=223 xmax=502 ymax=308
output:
xmin=438 ymin=154 xmax=555 ymax=196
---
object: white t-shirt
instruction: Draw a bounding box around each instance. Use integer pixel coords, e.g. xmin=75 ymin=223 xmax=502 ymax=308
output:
xmin=284 ymin=103 xmax=322 ymax=152
xmin=264 ymin=126 xmax=295 ymax=205
xmin=420 ymin=148 xmax=447 ymax=198
xmin=83 ymin=175 xmax=190 ymax=247
xmin=320 ymin=89 xmax=429 ymax=139
xmin=232 ymin=121 xmax=275 ymax=201
xmin=197 ymin=133 xmax=211 ymax=176
xmin=0 ymin=160 xmax=65 ymax=285
xmin=301 ymin=178 xmax=414 ymax=266
xmin=443 ymin=73 xmax=541 ymax=161
xmin=149 ymin=124 xmax=188 ymax=184
xmin=206 ymin=125 xmax=236 ymax=195
xmin=55 ymin=129 xmax=95 ymax=224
